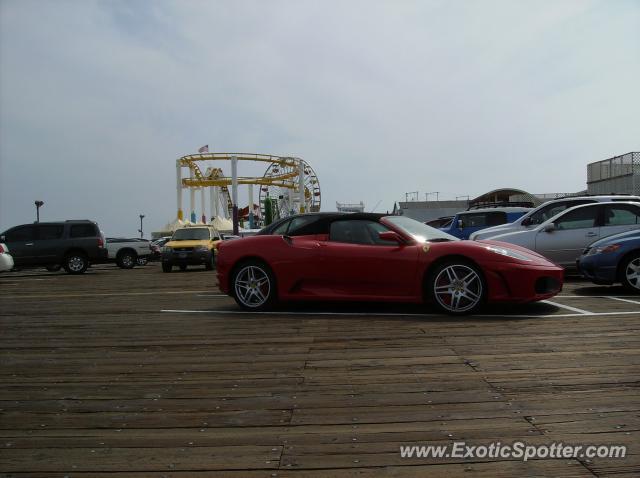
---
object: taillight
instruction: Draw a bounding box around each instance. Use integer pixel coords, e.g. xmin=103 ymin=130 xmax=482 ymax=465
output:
xmin=97 ymin=237 xmax=104 ymax=248
xmin=0 ymin=244 xmax=4 ymax=253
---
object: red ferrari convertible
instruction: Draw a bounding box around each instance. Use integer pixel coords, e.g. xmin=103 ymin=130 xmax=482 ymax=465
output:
xmin=216 ymin=213 xmax=563 ymax=315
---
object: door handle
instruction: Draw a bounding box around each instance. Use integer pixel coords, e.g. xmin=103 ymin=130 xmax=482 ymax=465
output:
xmin=315 ymin=242 xmax=327 ymax=247
xmin=25 ymin=243 xmax=34 ymax=246
xmin=586 ymin=232 xmax=597 ymax=237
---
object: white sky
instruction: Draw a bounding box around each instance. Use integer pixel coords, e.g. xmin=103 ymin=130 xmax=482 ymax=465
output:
xmin=1 ymin=0 xmax=639 ymax=236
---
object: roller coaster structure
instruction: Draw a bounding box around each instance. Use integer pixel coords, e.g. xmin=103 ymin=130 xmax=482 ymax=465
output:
xmin=176 ymin=153 xmax=321 ymax=232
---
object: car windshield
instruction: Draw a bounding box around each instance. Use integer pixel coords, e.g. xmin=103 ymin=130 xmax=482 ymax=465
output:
xmin=384 ymin=216 xmax=459 ymax=243
xmin=172 ymin=228 xmax=211 ymax=240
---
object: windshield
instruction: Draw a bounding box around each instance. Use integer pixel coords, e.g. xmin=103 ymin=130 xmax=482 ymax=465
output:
xmin=384 ymin=216 xmax=459 ymax=242
xmin=172 ymin=228 xmax=211 ymax=241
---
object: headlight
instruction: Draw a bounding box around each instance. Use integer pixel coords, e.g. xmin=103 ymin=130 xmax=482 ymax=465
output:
xmin=162 ymin=246 xmax=172 ymax=253
xmin=485 ymin=245 xmax=532 ymax=262
xmin=588 ymin=244 xmax=621 ymax=255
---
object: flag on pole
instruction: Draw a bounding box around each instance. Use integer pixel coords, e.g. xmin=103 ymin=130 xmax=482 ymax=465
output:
xmin=198 ymin=145 xmax=209 ymax=153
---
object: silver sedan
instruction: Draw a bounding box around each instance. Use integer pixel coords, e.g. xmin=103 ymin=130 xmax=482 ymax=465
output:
xmin=486 ymin=202 xmax=640 ymax=269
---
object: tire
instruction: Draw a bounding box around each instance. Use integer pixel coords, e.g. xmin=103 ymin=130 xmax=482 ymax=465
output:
xmin=179 ymin=264 xmax=187 ymax=271
xmin=427 ymin=260 xmax=486 ymax=315
xmin=46 ymin=264 xmax=62 ymax=272
xmin=117 ymin=250 xmax=137 ymax=269
xmin=63 ymin=252 xmax=88 ymax=275
xmin=205 ymin=253 xmax=215 ymax=270
xmin=231 ymin=260 xmax=277 ymax=311
xmin=162 ymin=263 xmax=172 ymax=273
xmin=137 ymin=257 xmax=148 ymax=266
xmin=620 ymin=252 xmax=640 ymax=293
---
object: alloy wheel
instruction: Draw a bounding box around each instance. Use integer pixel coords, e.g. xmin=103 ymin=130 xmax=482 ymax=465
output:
xmin=625 ymin=257 xmax=640 ymax=290
xmin=68 ymin=256 xmax=85 ymax=272
xmin=234 ymin=265 xmax=271 ymax=308
xmin=433 ymin=264 xmax=483 ymax=313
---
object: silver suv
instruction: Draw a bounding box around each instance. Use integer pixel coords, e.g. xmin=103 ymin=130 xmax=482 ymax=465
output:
xmin=470 ymin=195 xmax=640 ymax=240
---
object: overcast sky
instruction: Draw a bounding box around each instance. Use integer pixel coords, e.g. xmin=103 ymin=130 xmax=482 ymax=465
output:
xmin=1 ymin=0 xmax=638 ymax=236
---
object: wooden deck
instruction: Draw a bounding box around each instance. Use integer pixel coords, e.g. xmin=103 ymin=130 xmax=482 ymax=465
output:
xmin=0 ymin=264 xmax=639 ymax=477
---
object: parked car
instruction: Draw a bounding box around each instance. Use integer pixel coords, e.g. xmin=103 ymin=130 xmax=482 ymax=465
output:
xmin=0 ymin=243 xmax=14 ymax=272
xmin=425 ymin=216 xmax=454 ymax=228
xmin=0 ymin=220 xmax=107 ymax=274
xmin=216 ymin=213 xmax=563 ymax=315
xmin=105 ymin=238 xmax=152 ymax=269
xmin=439 ymin=207 xmax=531 ymax=239
xmin=578 ymin=229 xmax=640 ymax=292
xmin=488 ymin=202 xmax=640 ymax=270
xmin=162 ymin=225 xmax=221 ymax=272
xmin=470 ymin=195 xmax=640 ymax=240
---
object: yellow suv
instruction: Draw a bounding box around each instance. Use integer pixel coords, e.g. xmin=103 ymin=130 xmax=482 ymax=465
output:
xmin=161 ymin=226 xmax=221 ymax=272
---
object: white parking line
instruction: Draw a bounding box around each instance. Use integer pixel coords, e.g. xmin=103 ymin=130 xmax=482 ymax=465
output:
xmin=196 ymin=294 xmax=229 ymax=298
xmin=160 ymin=309 xmax=640 ymax=319
xmin=540 ymin=300 xmax=593 ymax=315
xmin=607 ymin=296 xmax=640 ymax=306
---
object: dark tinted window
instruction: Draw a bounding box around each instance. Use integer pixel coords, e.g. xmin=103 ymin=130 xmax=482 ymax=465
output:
xmin=272 ymin=220 xmax=290 ymax=235
xmin=329 ymin=220 xmax=395 ymax=245
xmin=70 ymin=224 xmax=98 ymax=238
xmin=460 ymin=212 xmax=506 ymax=228
xmin=37 ymin=225 xmax=64 ymax=240
xmin=5 ymin=226 xmax=36 ymax=242
xmin=529 ymin=200 xmax=594 ymax=225
xmin=555 ymin=206 xmax=599 ymax=230
xmin=603 ymin=205 xmax=640 ymax=226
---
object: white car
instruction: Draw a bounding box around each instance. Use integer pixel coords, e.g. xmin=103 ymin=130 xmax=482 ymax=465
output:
xmin=489 ymin=202 xmax=640 ymax=269
xmin=0 ymin=243 xmax=14 ymax=271
xmin=106 ymin=238 xmax=151 ymax=269
xmin=470 ymin=195 xmax=640 ymax=241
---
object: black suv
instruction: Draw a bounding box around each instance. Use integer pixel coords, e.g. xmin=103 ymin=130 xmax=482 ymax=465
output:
xmin=0 ymin=220 xmax=108 ymax=274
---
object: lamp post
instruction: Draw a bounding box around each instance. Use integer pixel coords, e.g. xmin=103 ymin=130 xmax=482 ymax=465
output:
xmin=34 ymin=200 xmax=44 ymax=222
xmin=138 ymin=214 xmax=145 ymax=239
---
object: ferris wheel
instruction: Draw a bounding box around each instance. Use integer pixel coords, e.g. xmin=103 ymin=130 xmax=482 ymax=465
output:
xmin=259 ymin=158 xmax=321 ymax=219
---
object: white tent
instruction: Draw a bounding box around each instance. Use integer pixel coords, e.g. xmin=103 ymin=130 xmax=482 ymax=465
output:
xmin=210 ymin=217 xmax=234 ymax=233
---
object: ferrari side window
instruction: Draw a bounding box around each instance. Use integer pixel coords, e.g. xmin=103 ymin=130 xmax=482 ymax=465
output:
xmin=272 ymin=220 xmax=291 ymax=235
xmin=329 ymin=220 xmax=394 ymax=245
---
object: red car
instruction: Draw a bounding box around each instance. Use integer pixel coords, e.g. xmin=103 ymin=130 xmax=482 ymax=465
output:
xmin=216 ymin=213 xmax=563 ymax=315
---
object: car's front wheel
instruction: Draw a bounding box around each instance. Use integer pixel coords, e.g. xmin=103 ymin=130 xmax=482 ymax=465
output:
xmin=427 ymin=260 xmax=486 ymax=315
xmin=620 ymin=252 xmax=640 ymax=293
xmin=63 ymin=252 xmax=88 ymax=275
xmin=231 ymin=260 xmax=276 ymax=311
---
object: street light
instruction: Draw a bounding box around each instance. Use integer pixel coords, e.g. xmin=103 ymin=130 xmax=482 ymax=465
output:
xmin=138 ymin=214 xmax=145 ymax=239
xmin=34 ymin=200 xmax=44 ymax=222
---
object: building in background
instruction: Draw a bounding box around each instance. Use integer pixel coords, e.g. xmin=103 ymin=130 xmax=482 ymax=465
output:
xmin=587 ymin=152 xmax=639 ymax=196
xmin=337 ymin=201 xmax=365 ymax=213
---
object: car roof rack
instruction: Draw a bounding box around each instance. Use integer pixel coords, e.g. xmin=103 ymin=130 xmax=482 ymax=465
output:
xmin=466 ymin=201 xmax=534 ymax=210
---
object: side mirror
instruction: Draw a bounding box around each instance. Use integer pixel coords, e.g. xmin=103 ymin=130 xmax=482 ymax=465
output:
xmin=379 ymin=231 xmax=403 ymax=244
xmin=543 ymin=223 xmax=555 ymax=233
xmin=457 ymin=219 xmax=464 ymax=229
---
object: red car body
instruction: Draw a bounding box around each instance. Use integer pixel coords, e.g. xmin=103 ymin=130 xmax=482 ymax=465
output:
xmin=216 ymin=214 xmax=563 ymax=313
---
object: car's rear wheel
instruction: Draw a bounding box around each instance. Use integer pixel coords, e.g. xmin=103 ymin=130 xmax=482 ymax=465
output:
xmin=117 ymin=250 xmax=137 ymax=269
xmin=205 ymin=253 xmax=215 ymax=270
xmin=620 ymin=253 xmax=640 ymax=293
xmin=427 ymin=260 xmax=486 ymax=315
xmin=63 ymin=252 xmax=88 ymax=275
xmin=231 ymin=260 xmax=276 ymax=311
xmin=162 ymin=263 xmax=172 ymax=273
